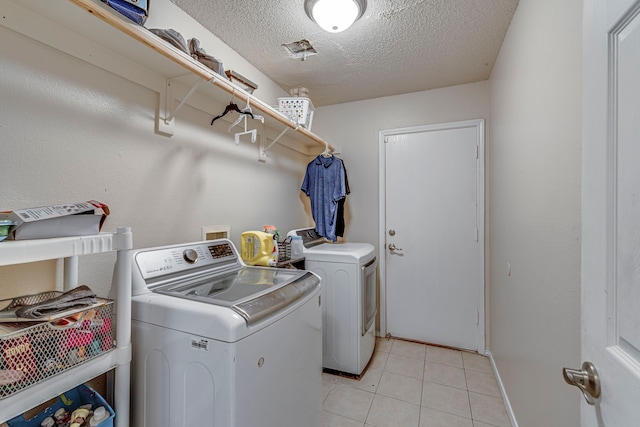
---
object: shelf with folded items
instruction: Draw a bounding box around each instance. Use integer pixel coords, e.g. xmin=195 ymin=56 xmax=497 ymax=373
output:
xmin=0 ymin=0 xmax=334 ymax=156
xmin=0 ymin=229 xmax=132 ymax=427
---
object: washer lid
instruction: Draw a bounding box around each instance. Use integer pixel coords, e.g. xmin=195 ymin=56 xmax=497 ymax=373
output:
xmin=288 ymin=227 xmax=375 ymax=264
xmin=152 ymin=267 xmax=319 ymax=325
xmin=304 ymin=243 xmax=375 ymax=264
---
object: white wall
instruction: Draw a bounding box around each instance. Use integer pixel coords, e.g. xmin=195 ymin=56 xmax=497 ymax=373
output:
xmin=0 ymin=0 xmax=312 ymax=298
xmin=488 ymin=0 xmax=582 ymax=425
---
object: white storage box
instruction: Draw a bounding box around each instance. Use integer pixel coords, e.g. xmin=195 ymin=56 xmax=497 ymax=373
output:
xmin=278 ymin=97 xmax=315 ymax=130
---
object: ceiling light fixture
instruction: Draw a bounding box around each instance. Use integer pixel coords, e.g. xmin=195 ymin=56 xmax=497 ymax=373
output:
xmin=304 ymin=0 xmax=367 ymax=33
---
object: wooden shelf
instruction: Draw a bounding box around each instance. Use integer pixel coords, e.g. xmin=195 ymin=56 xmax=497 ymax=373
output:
xmin=0 ymin=0 xmax=334 ymax=158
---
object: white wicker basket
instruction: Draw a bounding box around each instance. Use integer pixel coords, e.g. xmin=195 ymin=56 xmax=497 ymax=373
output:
xmin=278 ymin=97 xmax=315 ymax=130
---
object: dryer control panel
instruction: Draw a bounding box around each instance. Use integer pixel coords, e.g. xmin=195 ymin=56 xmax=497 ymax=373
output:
xmin=289 ymin=227 xmax=324 ymax=248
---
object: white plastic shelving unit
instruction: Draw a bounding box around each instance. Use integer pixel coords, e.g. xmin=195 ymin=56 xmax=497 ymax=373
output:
xmin=0 ymin=0 xmax=335 ymax=161
xmin=0 ymin=227 xmax=133 ymax=427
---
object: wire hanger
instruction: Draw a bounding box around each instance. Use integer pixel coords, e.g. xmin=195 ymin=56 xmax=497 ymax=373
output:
xmin=210 ymin=90 xmax=254 ymax=125
xmin=321 ymin=140 xmax=332 ymax=158
xmin=242 ymin=97 xmax=264 ymax=123
xmin=232 ymin=114 xmax=257 ymax=144
xmin=228 ymin=98 xmax=264 ymax=132
xmin=223 ymin=97 xmax=256 ymax=144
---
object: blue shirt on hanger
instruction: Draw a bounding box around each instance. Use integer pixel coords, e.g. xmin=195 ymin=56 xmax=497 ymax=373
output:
xmin=301 ymin=155 xmax=347 ymax=242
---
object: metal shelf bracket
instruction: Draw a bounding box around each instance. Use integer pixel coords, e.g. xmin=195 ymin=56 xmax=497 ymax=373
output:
xmin=157 ymin=76 xmax=213 ymax=136
xmin=259 ymin=124 xmax=300 ymax=162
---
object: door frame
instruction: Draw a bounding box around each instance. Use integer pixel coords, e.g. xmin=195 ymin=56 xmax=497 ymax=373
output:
xmin=378 ymin=119 xmax=486 ymax=353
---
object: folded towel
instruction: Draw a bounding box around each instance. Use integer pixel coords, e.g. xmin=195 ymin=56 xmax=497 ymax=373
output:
xmin=15 ymin=285 xmax=97 ymax=319
xmin=148 ymin=28 xmax=190 ymax=55
xmin=188 ymin=38 xmax=228 ymax=79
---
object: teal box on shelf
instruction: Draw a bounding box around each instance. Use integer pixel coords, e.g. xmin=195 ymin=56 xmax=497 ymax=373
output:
xmin=7 ymin=384 xmax=115 ymax=427
xmin=0 ymin=220 xmax=15 ymax=242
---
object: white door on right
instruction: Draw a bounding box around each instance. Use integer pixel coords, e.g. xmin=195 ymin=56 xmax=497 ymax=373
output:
xmin=580 ymin=0 xmax=640 ymax=424
xmin=383 ymin=120 xmax=484 ymax=353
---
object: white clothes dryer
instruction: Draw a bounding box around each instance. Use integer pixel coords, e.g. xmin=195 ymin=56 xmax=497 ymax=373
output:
xmin=288 ymin=228 xmax=377 ymax=376
xmin=130 ymin=239 xmax=322 ymax=427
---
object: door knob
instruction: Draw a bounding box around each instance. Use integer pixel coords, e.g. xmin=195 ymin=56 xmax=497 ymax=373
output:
xmin=562 ymin=361 xmax=600 ymax=405
xmin=388 ymin=243 xmax=403 ymax=252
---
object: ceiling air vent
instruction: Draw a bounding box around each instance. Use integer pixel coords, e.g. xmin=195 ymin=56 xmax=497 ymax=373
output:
xmin=282 ymin=39 xmax=318 ymax=61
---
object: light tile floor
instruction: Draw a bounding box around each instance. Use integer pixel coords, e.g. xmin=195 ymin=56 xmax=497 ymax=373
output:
xmin=322 ymin=337 xmax=512 ymax=427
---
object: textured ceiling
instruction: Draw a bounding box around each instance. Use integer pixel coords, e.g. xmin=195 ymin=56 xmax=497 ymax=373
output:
xmin=170 ymin=0 xmax=519 ymax=106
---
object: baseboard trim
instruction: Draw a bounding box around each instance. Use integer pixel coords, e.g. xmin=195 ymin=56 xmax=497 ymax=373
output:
xmin=485 ymin=350 xmax=519 ymax=427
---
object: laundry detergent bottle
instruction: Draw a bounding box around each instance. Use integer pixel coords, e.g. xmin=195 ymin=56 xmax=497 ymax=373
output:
xmin=240 ymin=231 xmax=278 ymax=266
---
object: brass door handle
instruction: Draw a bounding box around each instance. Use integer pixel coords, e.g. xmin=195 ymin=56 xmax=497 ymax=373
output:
xmin=562 ymin=361 xmax=600 ymax=405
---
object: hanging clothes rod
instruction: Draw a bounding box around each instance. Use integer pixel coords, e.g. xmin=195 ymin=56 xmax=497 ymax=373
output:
xmin=70 ymin=0 xmax=335 ymax=154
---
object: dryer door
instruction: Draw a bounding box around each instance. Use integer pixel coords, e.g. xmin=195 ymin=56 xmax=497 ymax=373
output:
xmin=362 ymin=257 xmax=377 ymax=335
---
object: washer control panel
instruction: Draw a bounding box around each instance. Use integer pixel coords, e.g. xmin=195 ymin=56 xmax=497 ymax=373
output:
xmin=135 ymin=240 xmax=239 ymax=280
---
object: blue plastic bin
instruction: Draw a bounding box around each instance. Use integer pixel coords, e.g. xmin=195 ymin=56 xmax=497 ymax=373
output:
xmin=7 ymin=384 xmax=114 ymax=427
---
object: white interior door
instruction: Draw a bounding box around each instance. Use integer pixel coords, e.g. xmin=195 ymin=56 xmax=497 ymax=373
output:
xmin=580 ymin=0 xmax=640 ymax=424
xmin=380 ymin=120 xmax=484 ymax=352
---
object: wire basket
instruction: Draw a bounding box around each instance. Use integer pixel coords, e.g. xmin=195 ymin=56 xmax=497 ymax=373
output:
xmin=0 ymin=291 xmax=115 ymax=399
xmin=277 ymin=241 xmax=291 ymax=263
xmin=278 ymin=97 xmax=315 ymax=130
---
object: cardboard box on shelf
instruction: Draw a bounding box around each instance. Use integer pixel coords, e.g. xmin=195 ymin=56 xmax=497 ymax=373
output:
xmin=0 ymin=201 xmax=109 ymax=240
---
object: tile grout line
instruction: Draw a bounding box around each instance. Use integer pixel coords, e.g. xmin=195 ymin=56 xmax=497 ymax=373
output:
xmin=461 ymin=356 xmax=475 ymax=424
xmin=417 ymin=353 xmax=425 ymax=427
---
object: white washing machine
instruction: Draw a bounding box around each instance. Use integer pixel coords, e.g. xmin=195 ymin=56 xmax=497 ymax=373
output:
xmin=288 ymin=228 xmax=377 ymax=376
xmin=130 ymin=239 xmax=322 ymax=427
